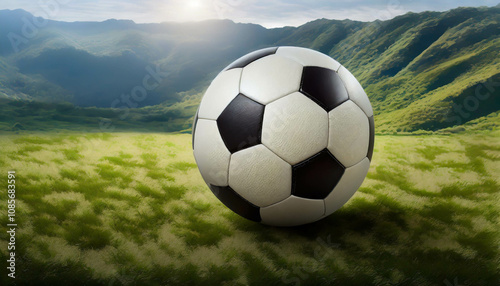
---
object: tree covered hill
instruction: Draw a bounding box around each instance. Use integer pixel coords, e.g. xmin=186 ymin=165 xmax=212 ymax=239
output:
xmin=0 ymin=5 xmax=498 ymax=133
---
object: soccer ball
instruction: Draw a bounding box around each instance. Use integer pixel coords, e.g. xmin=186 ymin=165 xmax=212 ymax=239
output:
xmin=192 ymin=47 xmax=374 ymax=227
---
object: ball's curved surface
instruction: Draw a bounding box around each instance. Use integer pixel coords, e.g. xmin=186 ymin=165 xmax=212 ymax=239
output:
xmin=192 ymin=46 xmax=374 ymax=227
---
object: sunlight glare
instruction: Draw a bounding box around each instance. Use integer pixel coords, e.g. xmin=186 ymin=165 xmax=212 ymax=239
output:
xmin=187 ymin=0 xmax=202 ymax=9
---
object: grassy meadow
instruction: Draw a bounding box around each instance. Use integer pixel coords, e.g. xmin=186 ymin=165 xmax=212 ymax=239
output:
xmin=0 ymin=131 xmax=499 ymax=285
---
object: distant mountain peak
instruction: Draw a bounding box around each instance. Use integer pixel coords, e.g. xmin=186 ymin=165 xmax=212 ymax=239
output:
xmin=0 ymin=8 xmax=33 ymax=17
xmin=101 ymin=18 xmax=135 ymax=24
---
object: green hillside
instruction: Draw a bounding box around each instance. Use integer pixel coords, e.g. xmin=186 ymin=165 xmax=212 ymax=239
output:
xmin=276 ymin=7 xmax=500 ymax=132
xmin=0 ymin=6 xmax=499 ymax=133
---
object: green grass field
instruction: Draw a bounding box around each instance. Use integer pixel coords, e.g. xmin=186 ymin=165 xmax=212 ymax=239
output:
xmin=0 ymin=132 xmax=499 ymax=285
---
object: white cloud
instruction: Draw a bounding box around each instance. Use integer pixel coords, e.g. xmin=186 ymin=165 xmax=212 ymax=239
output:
xmin=0 ymin=0 xmax=497 ymax=27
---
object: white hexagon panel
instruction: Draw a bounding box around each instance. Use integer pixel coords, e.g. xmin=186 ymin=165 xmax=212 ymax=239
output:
xmin=327 ymin=100 xmax=370 ymax=168
xmin=240 ymin=55 xmax=303 ymax=105
xmin=197 ymin=68 xmax=242 ymax=120
xmin=276 ymin=46 xmax=341 ymax=71
xmin=229 ymin=144 xmax=292 ymax=207
xmin=193 ymin=119 xmax=231 ymax=186
xmin=337 ymin=65 xmax=373 ymax=117
xmin=262 ymin=92 xmax=328 ymax=165
xmin=260 ymin=196 xmax=325 ymax=227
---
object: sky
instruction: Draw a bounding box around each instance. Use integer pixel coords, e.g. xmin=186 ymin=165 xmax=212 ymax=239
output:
xmin=0 ymin=0 xmax=498 ymax=28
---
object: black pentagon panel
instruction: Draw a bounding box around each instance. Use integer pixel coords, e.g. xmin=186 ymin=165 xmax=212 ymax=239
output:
xmin=209 ymin=185 xmax=261 ymax=222
xmin=292 ymin=149 xmax=345 ymax=199
xmin=224 ymin=47 xmax=278 ymax=71
xmin=191 ymin=110 xmax=199 ymax=150
xmin=300 ymin=66 xmax=349 ymax=111
xmin=367 ymin=116 xmax=375 ymax=161
xmin=217 ymin=94 xmax=264 ymax=153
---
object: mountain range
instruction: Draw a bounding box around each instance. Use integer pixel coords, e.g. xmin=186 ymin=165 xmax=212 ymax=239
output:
xmin=0 ymin=5 xmax=499 ymax=133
